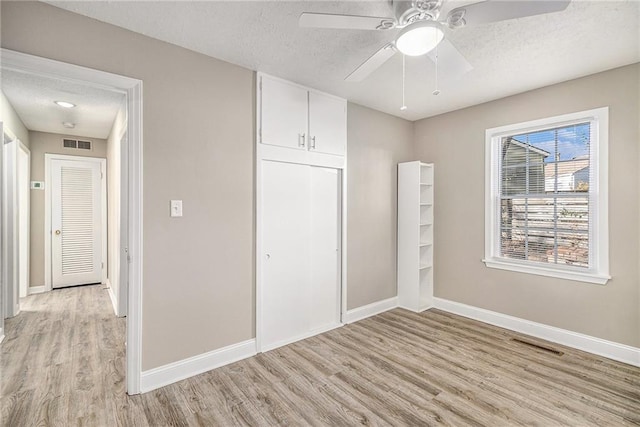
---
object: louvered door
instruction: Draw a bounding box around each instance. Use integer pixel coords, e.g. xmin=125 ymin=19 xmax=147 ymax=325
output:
xmin=51 ymin=158 xmax=103 ymax=288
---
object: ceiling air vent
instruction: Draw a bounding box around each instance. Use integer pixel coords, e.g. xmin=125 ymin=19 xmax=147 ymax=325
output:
xmin=63 ymin=138 xmax=92 ymax=150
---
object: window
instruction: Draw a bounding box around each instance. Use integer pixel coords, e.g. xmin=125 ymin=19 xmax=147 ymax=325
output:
xmin=484 ymin=108 xmax=609 ymax=284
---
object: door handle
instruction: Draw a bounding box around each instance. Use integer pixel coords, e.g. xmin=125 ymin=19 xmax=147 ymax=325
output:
xmin=55 ymin=230 xmax=61 ymax=235
xmin=310 ymin=136 xmax=316 ymax=150
xmin=298 ymin=133 xmax=306 ymax=147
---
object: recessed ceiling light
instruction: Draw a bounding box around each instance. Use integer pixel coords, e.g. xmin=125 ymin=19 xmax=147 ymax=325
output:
xmin=62 ymin=122 xmax=76 ymax=129
xmin=55 ymin=101 xmax=76 ymax=108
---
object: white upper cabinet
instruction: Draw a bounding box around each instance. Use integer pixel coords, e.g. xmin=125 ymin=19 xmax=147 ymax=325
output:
xmin=308 ymin=92 xmax=347 ymax=156
xmin=259 ymin=74 xmax=346 ymax=157
xmin=261 ymin=77 xmax=308 ymax=150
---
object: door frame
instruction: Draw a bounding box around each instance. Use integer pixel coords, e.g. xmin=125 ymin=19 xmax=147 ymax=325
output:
xmin=17 ymin=141 xmax=30 ymax=299
xmin=45 ymin=154 xmax=107 ymax=290
xmin=1 ymin=131 xmax=26 ymax=319
xmin=1 ymin=131 xmax=17 ymax=320
xmin=1 ymin=48 xmax=144 ymax=394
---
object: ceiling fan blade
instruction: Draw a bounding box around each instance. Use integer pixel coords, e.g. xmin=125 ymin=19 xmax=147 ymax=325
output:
xmin=426 ymin=39 xmax=473 ymax=80
xmin=446 ymin=0 xmax=570 ymax=28
xmin=345 ymin=44 xmax=397 ymax=82
xmin=299 ymin=12 xmax=395 ymax=30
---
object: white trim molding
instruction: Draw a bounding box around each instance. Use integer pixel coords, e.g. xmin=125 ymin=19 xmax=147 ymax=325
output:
xmin=0 ymin=329 xmax=4 ymax=344
xmin=28 ymin=286 xmax=46 ymax=295
xmin=433 ymin=297 xmax=640 ymax=367
xmin=105 ymin=279 xmax=118 ymax=316
xmin=140 ymin=339 xmax=257 ymax=393
xmin=484 ymin=107 xmax=610 ymax=285
xmin=344 ymin=297 xmax=399 ymax=324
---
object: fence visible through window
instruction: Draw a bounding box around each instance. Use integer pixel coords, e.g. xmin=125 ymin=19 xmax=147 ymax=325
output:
xmin=499 ymin=123 xmax=591 ymax=267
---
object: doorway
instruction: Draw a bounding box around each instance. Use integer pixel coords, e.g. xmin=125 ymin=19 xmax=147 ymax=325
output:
xmin=0 ymin=48 xmax=143 ymax=394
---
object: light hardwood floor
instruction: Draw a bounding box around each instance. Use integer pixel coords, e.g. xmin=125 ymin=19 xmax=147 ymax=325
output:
xmin=1 ymin=285 xmax=639 ymax=426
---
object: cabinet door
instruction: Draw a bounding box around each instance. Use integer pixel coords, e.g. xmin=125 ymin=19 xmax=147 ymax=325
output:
xmin=308 ymin=92 xmax=347 ymax=156
xmin=261 ymin=160 xmax=311 ymax=349
xmin=261 ymin=77 xmax=308 ymax=150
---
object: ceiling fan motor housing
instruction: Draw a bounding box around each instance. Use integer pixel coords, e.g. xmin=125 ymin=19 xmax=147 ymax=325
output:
xmin=391 ymin=0 xmax=442 ymax=27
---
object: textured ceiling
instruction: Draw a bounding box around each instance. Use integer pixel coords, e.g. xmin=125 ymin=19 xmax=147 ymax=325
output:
xmin=1 ymin=69 xmax=124 ymax=139
xmin=45 ymin=1 xmax=639 ymax=121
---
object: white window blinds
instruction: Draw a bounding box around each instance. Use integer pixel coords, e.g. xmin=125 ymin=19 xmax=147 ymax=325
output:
xmin=498 ymin=122 xmax=592 ymax=268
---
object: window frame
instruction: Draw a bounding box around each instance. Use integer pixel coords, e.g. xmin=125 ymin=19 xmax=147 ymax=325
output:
xmin=484 ymin=107 xmax=610 ymax=285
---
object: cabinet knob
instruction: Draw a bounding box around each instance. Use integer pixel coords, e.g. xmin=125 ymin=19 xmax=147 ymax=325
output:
xmin=298 ymin=133 xmax=306 ymax=147
xmin=265 ymin=254 xmax=271 ymax=260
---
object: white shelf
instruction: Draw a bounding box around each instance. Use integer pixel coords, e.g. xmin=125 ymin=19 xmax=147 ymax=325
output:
xmin=398 ymin=161 xmax=434 ymax=313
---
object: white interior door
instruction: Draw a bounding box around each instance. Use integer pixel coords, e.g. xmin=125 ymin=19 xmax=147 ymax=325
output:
xmin=51 ymin=158 xmax=104 ymax=288
xmin=261 ymin=160 xmax=311 ymax=349
xmin=17 ymin=144 xmax=30 ymax=298
xmin=261 ymin=160 xmax=341 ymax=351
xmin=309 ymin=167 xmax=341 ymax=331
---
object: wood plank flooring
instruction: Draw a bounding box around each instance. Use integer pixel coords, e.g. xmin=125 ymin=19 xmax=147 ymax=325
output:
xmin=2 ymin=285 xmax=639 ymax=426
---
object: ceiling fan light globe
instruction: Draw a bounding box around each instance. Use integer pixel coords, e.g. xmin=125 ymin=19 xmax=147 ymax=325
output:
xmin=395 ymin=21 xmax=444 ymax=56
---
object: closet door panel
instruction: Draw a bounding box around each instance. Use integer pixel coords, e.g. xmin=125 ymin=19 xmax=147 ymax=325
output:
xmin=309 ymin=166 xmax=341 ymax=330
xmin=261 ymin=160 xmax=311 ymax=349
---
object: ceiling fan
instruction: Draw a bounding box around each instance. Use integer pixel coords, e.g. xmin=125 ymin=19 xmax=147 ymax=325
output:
xmin=299 ymin=0 xmax=571 ymax=82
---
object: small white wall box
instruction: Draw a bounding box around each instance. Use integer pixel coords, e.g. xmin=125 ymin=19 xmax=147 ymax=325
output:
xmin=170 ymin=200 xmax=183 ymax=217
xmin=31 ymin=181 xmax=45 ymax=190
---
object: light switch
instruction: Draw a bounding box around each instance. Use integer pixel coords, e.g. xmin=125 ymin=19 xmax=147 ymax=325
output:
xmin=170 ymin=200 xmax=183 ymax=217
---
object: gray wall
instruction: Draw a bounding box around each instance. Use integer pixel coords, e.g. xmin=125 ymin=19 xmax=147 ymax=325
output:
xmin=347 ymin=103 xmax=414 ymax=309
xmin=414 ymin=64 xmax=640 ymax=347
xmin=2 ymin=1 xmax=255 ymax=370
xmin=28 ymin=131 xmax=107 ymax=287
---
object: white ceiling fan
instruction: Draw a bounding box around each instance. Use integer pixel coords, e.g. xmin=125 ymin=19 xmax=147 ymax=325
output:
xmin=300 ymin=0 xmax=571 ymax=82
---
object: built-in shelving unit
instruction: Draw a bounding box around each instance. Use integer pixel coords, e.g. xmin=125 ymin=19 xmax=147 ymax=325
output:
xmin=398 ymin=161 xmax=434 ymax=312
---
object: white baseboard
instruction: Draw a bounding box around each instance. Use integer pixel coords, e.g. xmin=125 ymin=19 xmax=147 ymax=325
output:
xmin=344 ymin=296 xmax=398 ymax=324
xmin=433 ymin=297 xmax=640 ymax=367
xmin=105 ymin=279 xmax=118 ymax=316
xmin=140 ymin=339 xmax=257 ymax=393
xmin=28 ymin=286 xmax=46 ymax=295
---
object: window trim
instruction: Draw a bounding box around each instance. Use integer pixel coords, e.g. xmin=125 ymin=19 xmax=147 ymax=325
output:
xmin=483 ymin=107 xmax=610 ymax=285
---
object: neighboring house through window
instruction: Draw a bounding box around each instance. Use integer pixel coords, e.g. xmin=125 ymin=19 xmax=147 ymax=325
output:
xmin=484 ymin=107 xmax=610 ymax=284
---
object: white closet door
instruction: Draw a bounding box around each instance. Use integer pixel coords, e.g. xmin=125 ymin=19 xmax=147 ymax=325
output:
xmin=261 ymin=160 xmax=312 ymax=349
xmin=51 ymin=159 xmax=103 ymax=288
xmin=309 ymin=167 xmax=340 ymax=331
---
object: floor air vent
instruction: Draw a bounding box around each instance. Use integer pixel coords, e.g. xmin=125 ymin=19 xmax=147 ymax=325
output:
xmin=511 ymin=338 xmax=564 ymax=356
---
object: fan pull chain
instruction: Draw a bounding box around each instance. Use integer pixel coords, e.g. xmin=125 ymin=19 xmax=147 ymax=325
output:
xmin=401 ymin=54 xmax=407 ymax=111
xmin=433 ymin=43 xmax=441 ymax=96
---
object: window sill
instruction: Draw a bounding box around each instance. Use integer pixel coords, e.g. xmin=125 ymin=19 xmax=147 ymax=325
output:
xmin=482 ymin=258 xmax=610 ymax=285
